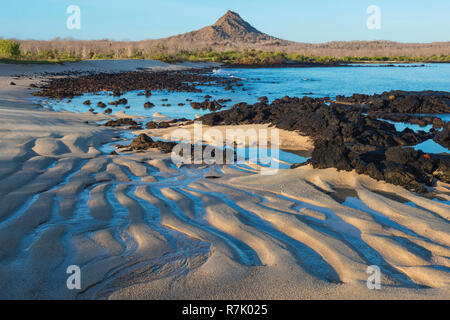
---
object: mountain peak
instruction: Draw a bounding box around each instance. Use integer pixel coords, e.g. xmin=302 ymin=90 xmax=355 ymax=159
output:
xmin=165 ymin=10 xmax=281 ymax=44
xmin=220 ymin=10 xmax=241 ymax=19
xmin=213 ymin=10 xmax=264 ymax=36
xmin=214 ymin=11 xmax=244 ymax=26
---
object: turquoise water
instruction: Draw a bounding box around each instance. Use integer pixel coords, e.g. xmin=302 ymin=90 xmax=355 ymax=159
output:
xmin=379 ymin=114 xmax=450 ymax=133
xmin=43 ymin=64 xmax=450 ymax=155
xmin=379 ymin=119 xmax=435 ymax=133
xmin=44 ymin=63 xmax=450 ymax=120
xmin=413 ymin=139 xmax=449 ymax=154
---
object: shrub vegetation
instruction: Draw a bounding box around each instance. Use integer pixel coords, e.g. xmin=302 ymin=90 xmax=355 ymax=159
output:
xmin=1 ymin=42 xmax=449 ymax=65
xmin=0 ymin=40 xmax=21 ymax=58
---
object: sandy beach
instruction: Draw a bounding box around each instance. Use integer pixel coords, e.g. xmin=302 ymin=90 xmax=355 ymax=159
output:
xmin=0 ymin=60 xmax=449 ymax=300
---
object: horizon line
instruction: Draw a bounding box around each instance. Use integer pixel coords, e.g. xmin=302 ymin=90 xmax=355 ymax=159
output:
xmin=2 ymin=37 xmax=450 ymax=45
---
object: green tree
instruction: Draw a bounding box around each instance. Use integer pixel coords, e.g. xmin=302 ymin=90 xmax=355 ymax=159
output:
xmin=0 ymin=40 xmax=21 ymax=58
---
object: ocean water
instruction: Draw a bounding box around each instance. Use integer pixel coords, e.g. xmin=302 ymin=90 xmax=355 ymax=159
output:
xmin=42 ymin=63 xmax=450 ymax=155
xmin=44 ymin=63 xmax=450 ymax=120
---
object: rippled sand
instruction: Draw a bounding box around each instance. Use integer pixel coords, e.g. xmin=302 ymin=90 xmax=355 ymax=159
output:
xmin=0 ymin=61 xmax=449 ymax=299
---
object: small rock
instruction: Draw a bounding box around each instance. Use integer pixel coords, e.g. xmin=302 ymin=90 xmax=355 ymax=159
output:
xmin=144 ymin=102 xmax=155 ymax=109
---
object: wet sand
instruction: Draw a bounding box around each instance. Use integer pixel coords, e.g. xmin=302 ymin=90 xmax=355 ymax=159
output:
xmin=0 ymin=60 xmax=449 ymax=299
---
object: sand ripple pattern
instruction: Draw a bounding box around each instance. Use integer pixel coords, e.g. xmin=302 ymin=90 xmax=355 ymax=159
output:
xmin=0 ymin=146 xmax=449 ymax=299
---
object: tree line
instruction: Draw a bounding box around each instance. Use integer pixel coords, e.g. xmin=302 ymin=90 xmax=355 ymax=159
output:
xmin=1 ymin=38 xmax=449 ymax=64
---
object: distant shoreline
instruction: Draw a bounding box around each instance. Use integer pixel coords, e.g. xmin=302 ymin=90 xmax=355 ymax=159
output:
xmin=222 ymin=61 xmax=434 ymax=69
xmin=2 ymin=58 xmax=448 ymax=69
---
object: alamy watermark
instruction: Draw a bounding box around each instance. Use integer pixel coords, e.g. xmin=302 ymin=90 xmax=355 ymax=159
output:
xmin=66 ymin=265 xmax=81 ymax=290
xmin=170 ymin=122 xmax=281 ymax=175
xmin=366 ymin=5 xmax=381 ymax=30
xmin=66 ymin=5 xmax=81 ymax=30
xmin=366 ymin=265 xmax=381 ymax=290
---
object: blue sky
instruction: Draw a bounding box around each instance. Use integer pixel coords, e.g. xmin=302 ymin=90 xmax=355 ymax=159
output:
xmin=1 ymin=0 xmax=449 ymax=43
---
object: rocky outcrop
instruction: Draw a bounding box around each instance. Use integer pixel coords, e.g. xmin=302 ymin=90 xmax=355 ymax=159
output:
xmin=336 ymin=90 xmax=450 ymax=130
xmin=336 ymin=90 xmax=450 ymax=114
xmin=124 ymin=134 xmax=177 ymax=153
xmin=121 ymin=133 xmax=235 ymax=163
xmin=190 ymin=100 xmax=225 ymax=111
xmin=200 ymin=96 xmax=433 ymax=147
xmin=435 ymin=122 xmax=450 ymax=148
xmin=33 ymin=70 xmax=240 ymax=99
xmin=199 ymin=94 xmax=449 ymax=192
xmin=108 ymin=98 xmax=128 ymax=106
xmin=144 ymin=102 xmax=155 ymax=109
xmin=101 ymin=118 xmax=138 ymax=127
xmin=146 ymin=121 xmax=171 ymax=129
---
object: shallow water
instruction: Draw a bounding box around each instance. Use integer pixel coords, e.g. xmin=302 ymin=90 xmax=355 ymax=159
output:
xmin=413 ymin=139 xmax=449 ymax=154
xmin=100 ymin=129 xmax=309 ymax=168
xmin=43 ymin=64 xmax=450 ymax=155
xmin=379 ymin=119 xmax=434 ymax=133
xmin=44 ymin=63 xmax=450 ymax=120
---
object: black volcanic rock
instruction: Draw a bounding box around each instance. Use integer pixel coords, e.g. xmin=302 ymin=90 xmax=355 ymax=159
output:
xmin=146 ymin=121 xmax=160 ymax=129
xmin=258 ymin=96 xmax=269 ymax=104
xmin=435 ymin=122 xmax=450 ymax=148
xmin=312 ymin=140 xmax=352 ymax=171
xmin=129 ymin=134 xmax=154 ymax=150
xmin=190 ymin=100 xmax=225 ymax=111
xmin=109 ymin=98 xmax=128 ymax=106
xmin=102 ymin=118 xmax=138 ymax=127
xmin=124 ymin=133 xmax=230 ymax=160
xmin=434 ymin=158 xmax=450 ymax=182
xmin=33 ymin=70 xmax=240 ymax=99
xmin=337 ymin=90 xmax=450 ymax=114
xmin=127 ymin=133 xmax=177 ymax=153
xmin=198 ymin=93 xmax=449 ymax=193
xmin=144 ymin=102 xmax=155 ymax=108
xmin=146 ymin=121 xmax=171 ymax=129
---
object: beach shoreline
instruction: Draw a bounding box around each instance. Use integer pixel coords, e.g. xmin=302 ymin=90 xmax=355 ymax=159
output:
xmin=0 ymin=60 xmax=449 ymax=300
